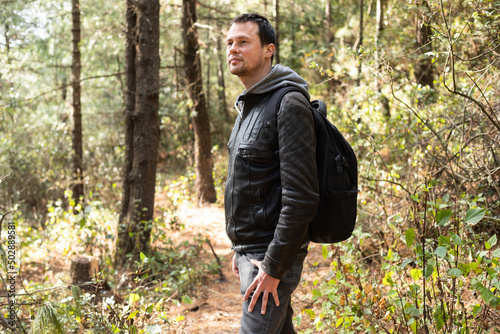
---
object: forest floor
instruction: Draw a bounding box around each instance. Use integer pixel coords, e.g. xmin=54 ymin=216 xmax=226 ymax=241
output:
xmin=165 ymin=203 xmax=325 ymax=334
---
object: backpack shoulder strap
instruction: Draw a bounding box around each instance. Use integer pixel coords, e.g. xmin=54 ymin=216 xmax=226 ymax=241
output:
xmin=262 ymin=86 xmax=309 ymax=132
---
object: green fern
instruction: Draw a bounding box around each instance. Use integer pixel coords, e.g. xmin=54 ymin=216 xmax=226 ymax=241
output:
xmin=31 ymin=301 xmax=64 ymax=334
xmin=70 ymin=285 xmax=83 ymax=318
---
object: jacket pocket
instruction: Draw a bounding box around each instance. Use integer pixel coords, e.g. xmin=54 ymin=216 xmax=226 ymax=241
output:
xmin=251 ymin=187 xmax=269 ymax=226
xmin=238 ymin=142 xmax=277 ymax=164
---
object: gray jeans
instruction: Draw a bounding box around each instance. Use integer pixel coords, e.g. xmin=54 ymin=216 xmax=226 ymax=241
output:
xmin=235 ymin=249 xmax=307 ymax=334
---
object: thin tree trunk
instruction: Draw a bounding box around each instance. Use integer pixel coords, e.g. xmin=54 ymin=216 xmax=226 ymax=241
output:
xmin=215 ymin=16 xmax=229 ymax=144
xmin=116 ymin=0 xmax=137 ymax=265
xmin=356 ymin=0 xmax=364 ymax=86
xmin=325 ymin=0 xmax=339 ymax=94
xmin=326 ymin=0 xmax=333 ymax=45
xmin=5 ymin=24 xmax=10 ymax=59
xmin=71 ymin=0 xmax=84 ymax=205
xmin=415 ymin=0 xmax=434 ymax=88
xmin=216 ymin=24 xmax=228 ymax=121
xmin=376 ymin=0 xmax=390 ymax=117
xmin=274 ymin=0 xmax=280 ymax=64
xmin=182 ymin=0 xmax=216 ymax=204
xmin=116 ymin=0 xmax=160 ymax=266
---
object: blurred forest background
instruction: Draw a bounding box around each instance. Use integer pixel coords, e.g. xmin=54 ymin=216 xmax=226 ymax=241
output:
xmin=0 ymin=0 xmax=499 ymax=333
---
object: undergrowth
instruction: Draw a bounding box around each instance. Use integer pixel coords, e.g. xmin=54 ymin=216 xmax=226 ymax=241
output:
xmin=0 ymin=173 xmax=222 ymax=334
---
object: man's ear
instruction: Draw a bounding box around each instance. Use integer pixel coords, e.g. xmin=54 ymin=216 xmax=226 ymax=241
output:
xmin=265 ymin=43 xmax=275 ymax=59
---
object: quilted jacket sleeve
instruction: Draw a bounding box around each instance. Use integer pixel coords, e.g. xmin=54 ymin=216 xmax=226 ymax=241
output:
xmin=260 ymin=91 xmax=320 ymax=279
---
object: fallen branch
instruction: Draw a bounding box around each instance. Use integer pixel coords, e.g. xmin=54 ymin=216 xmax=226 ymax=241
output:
xmin=205 ymin=238 xmax=226 ymax=282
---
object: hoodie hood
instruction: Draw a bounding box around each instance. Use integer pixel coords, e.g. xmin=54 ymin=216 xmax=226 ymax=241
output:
xmin=235 ymin=64 xmax=310 ymax=115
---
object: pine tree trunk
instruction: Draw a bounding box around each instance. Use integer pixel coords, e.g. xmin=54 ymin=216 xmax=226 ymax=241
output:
xmin=216 ymin=19 xmax=228 ymax=121
xmin=326 ymin=0 xmax=333 ymax=45
xmin=71 ymin=0 xmax=84 ymax=205
xmin=273 ymin=0 xmax=280 ymax=64
xmin=116 ymin=0 xmax=160 ymax=266
xmin=415 ymin=0 xmax=434 ymax=88
xmin=182 ymin=0 xmax=216 ymax=204
xmin=356 ymin=0 xmax=364 ymax=86
xmin=376 ymin=0 xmax=390 ymax=117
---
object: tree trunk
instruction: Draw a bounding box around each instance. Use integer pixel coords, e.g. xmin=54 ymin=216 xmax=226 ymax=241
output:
xmin=216 ymin=19 xmax=228 ymax=122
xmin=70 ymin=256 xmax=99 ymax=285
xmin=375 ymin=0 xmax=390 ymax=117
xmin=5 ymin=24 xmax=10 ymax=59
xmin=116 ymin=0 xmax=160 ymax=266
xmin=182 ymin=0 xmax=216 ymax=204
xmin=71 ymin=0 xmax=84 ymax=205
xmin=273 ymin=0 xmax=280 ymax=64
xmin=356 ymin=0 xmax=364 ymax=86
xmin=326 ymin=0 xmax=333 ymax=45
xmin=415 ymin=0 xmax=434 ymax=88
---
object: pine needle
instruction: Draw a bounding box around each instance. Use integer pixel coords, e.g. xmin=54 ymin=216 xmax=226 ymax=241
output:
xmin=31 ymin=301 xmax=64 ymax=334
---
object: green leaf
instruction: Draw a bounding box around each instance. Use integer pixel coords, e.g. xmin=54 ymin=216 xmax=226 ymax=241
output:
xmin=490 ymin=296 xmax=500 ymax=307
xmin=465 ymin=208 xmax=486 ymax=225
xmin=127 ymin=310 xmax=139 ymax=320
xmin=405 ymin=228 xmax=416 ymax=248
xmin=438 ymin=235 xmax=451 ymax=246
xmin=404 ymin=306 xmax=421 ymax=317
xmin=447 ymin=268 xmax=463 ymax=278
xmin=434 ymin=246 xmax=448 ymax=258
xmin=128 ymin=293 xmax=140 ymax=305
xmin=492 ymin=248 xmax=500 ymax=258
xmin=436 ymin=209 xmax=452 ymax=226
xmin=459 ymin=263 xmax=471 ymax=277
xmin=481 ymin=287 xmax=494 ymax=304
xmin=400 ymin=258 xmax=413 ymax=268
xmin=410 ymin=268 xmax=422 ymax=281
xmin=182 ymin=295 xmax=193 ymax=304
xmin=486 ymin=235 xmax=498 ymax=250
xmin=424 ymin=264 xmax=434 ymax=278
xmin=433 ymin=304 xmax=446 ymax=330
xmin=451 ymin=233 xmax=464 ymax=246
xmin=322 ymin=245 xmax=328 ymax=260
xmin=472 ymin=304 xmax=482 ymax=316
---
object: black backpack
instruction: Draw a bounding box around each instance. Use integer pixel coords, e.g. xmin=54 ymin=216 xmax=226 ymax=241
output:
xmin=264 ymin=86 xmax=359 ymax=243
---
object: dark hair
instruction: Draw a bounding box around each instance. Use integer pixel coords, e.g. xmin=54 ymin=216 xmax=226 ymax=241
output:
xmin=231 ymin=13 xmax=276 ymax=63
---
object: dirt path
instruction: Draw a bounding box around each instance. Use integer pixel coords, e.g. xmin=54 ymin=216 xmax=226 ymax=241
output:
xmin=168 ymin=203 xmax=323 ymax=334
xmin=169 ymin=204 xmax=242 ymax=333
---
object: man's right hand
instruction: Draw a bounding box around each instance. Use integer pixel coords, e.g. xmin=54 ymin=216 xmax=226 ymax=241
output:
xmin=232 ymin=254 xmax=240 ymax=278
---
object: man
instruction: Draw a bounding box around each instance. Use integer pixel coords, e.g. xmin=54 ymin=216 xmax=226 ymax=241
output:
xmin=224 ymin=13 xmax=319 ymax=334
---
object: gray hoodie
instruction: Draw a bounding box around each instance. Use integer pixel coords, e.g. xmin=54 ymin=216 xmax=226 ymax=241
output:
xmin=234 ymin=64 xmax=311 ymax=115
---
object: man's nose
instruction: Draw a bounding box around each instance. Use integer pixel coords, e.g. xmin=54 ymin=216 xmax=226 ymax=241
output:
xmin=228 ymin=43 xmax=238 ymax=54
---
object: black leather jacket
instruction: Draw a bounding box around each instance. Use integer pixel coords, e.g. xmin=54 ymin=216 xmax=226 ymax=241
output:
xmin=225 ymin=87 xmax=319 ymax=279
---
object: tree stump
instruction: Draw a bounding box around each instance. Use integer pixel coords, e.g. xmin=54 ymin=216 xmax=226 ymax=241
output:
xmin=70 ymin=256 xmax=99 ymax=285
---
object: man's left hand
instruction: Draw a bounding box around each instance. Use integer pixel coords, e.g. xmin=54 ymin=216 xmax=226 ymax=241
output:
xmin=243 ymin=259 xmax=280 ymax=315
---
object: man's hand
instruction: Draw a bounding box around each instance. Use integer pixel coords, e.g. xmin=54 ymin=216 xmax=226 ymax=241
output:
xmin=243 ymin=259 xmax=280 ymax=315
xmin=232 ymin=254 xmax=240 ymax=278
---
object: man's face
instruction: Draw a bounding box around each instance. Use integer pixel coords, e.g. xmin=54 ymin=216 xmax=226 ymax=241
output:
xmin=226 ymin=21 xmax=272 ymax=80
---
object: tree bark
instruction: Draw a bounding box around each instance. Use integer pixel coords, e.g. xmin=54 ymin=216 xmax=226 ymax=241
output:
xmin=375 ymin=0 xmax=390 ymax=117
xmin=70 ymin=256 xmax=99 ymax=285
xmin=116 ymin=0 xmax=160 ymax=266
xmin=71 ymin=0 xmax=84 ymax=205
xmin=356 ymin=0 xmax=364 ymax=86
xmin=273 ymin=0 xmax=280 ymax=64
xmin=326 ymin=0 xmax=333 ymax=45
xmin=182 ymin=0 xmax=216 ymax=204
xmin=4 ymin=24 xmax=10 ymax=59
xmin=216 ymin=19 xmax=228 ymax=121
xmin=415 ymin=0 xmax=434 ymax=88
